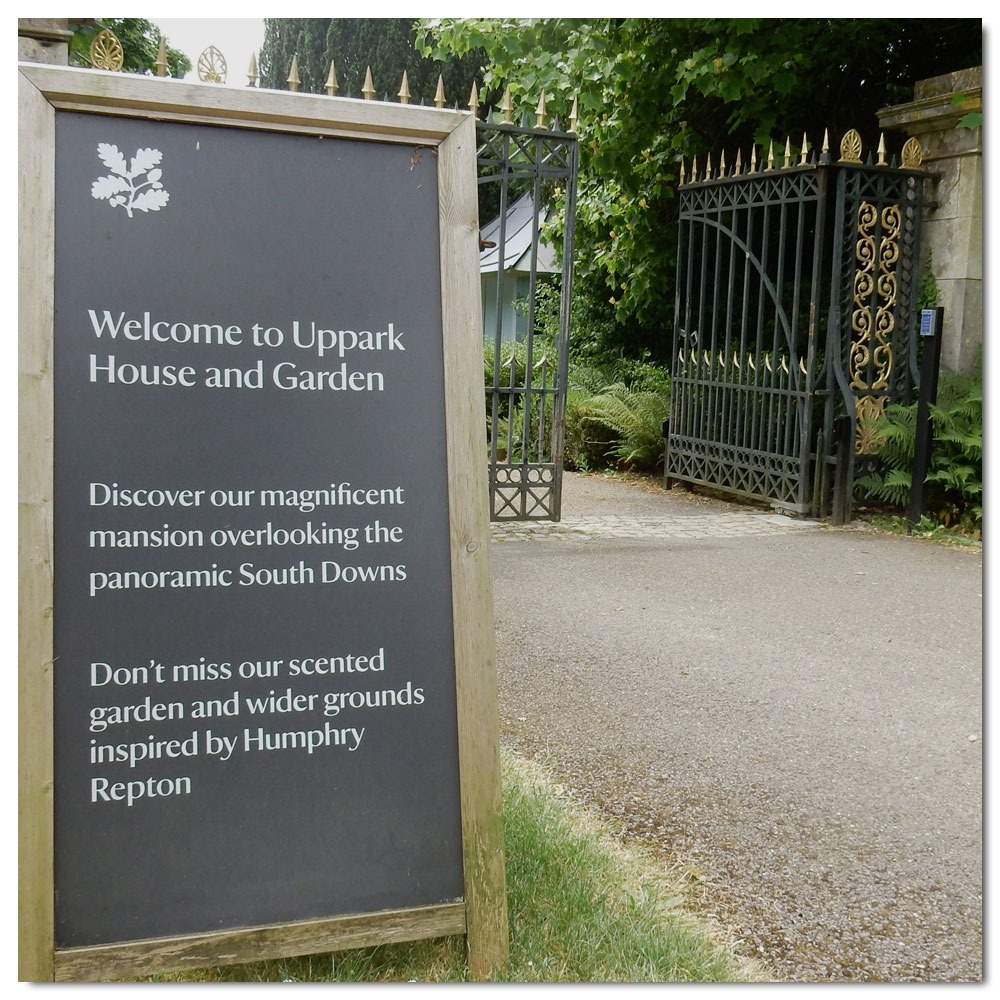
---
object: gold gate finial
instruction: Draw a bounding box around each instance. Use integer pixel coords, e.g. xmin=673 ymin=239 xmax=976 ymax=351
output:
xmin=800 ymin=132 xmax=809 ymax=165
xmin=766 ymin=140 xmax=775 ymax=171
xmin=247 ymin=52 xmax=259 ymax=87
xmin=362 ymin=66 xmax=375 ymax=100
xmin=287 ymin=55 xmax=300 ymax=92
xmin=501 ymin=85 xmax=514 ymax=124
xmin=750 ymin=145 xmax=758 ymax=173
xmin=877 ymin=133 xmax=887 ymax=166
xmin=434 ymin=75 xmax=446 ymax=107
xmin=398 ymin=71 xmax=411 ymax=104
xmin=783 ymin=137 xmax=792 ymax=169
xmin=901 ymin=136 xmax=923 ymax=169
xmin=154 ymin=36 xmax=168 ymax=77
xmin=569 ymin=95 xmax=579 ymax=133
xmin=90 ymin=28 xmax=124 ymax=71
xmin=197 ymin=45 xmax=227 ymax=84
xmin=468 ymin=81 xmax=480 ymax=117
xmin=535 ymin=91 xmax=548 ymax=129
xmin=325 ymin=60 xmax=339 ymax=96
xmin=839 ymin=128 xmax=863 ymax=164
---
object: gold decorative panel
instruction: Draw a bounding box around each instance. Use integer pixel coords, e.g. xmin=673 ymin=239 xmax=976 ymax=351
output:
xmin=851 ymin=201 xmax=900 ymax=453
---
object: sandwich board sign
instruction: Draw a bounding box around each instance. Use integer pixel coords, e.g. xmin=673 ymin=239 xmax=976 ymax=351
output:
xmin=19 ymin=63 xmax=506 ymax=982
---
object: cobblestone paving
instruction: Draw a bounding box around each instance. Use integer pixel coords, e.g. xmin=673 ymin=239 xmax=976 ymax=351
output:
xmin=491 ymin=511 xmax=823 ymax=541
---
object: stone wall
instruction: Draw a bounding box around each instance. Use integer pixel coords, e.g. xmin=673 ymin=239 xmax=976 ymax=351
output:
xmin=879 ymin=67 xmax=982 ymax=374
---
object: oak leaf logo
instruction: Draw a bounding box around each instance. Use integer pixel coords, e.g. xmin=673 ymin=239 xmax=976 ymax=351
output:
xmin=91 ymin=143 xmax=170 ymax=218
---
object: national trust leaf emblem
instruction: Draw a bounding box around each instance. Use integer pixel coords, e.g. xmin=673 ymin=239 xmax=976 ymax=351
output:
xmin=91 ymin=143 xmax=170 ymax=218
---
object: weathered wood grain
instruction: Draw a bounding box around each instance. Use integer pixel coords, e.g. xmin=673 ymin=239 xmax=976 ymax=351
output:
xmin=438 ymin=114 xmax=510 ymax=979
xmin=18 ymin=66 xmax=56 ymax=985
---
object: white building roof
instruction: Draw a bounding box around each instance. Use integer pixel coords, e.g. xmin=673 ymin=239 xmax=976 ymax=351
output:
xmin=479 ymin=192 xmax=559 ymax=275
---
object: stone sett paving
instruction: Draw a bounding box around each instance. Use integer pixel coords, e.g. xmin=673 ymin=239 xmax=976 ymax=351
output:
xmin=490 ymin=511 xmax=823 ymax=541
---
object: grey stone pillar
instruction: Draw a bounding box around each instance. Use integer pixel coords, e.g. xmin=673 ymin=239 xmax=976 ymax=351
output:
xmin=18 ymin=18 xmax=74 ymax=65
xmin=879 ymin=67 xmax=982 ymax=373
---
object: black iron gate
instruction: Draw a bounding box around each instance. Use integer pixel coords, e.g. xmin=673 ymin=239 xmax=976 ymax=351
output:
xmin=665 ymin=130 xmax=928 ymax=520
xmin=477 ymin=114 xmax=579 ymax=521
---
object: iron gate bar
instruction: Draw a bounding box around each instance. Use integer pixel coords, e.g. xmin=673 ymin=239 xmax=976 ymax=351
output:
xmin=478 ymin=119 xmax=578 ymax=521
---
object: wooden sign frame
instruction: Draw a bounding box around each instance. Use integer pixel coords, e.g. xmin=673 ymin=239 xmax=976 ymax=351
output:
xmin=18 ymin=63 xmax=506 ymax=983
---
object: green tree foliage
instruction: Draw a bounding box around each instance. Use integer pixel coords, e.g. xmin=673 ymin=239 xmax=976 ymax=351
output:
xmin=259 ymin=18 xmax=484 ymax=105
xmin=418 ymin=18 xmax=982 ymax=363
xmin=69 ymin=18 xmax=191 ymax=78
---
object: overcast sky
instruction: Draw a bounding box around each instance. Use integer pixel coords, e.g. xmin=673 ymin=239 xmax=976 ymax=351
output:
xmin=155 ymin=18 xmax=266 ymax=87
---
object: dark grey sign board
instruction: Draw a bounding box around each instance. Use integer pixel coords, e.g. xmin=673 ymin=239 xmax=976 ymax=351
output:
xmin=20 ymin=65 xmax=506 ymax=982
xmin=53 ymin=110 xmax=461 ymax=946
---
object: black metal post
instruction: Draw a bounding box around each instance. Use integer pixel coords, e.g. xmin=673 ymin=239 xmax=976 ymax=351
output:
xmin=907 ymin=307 xmax=944 ymax=528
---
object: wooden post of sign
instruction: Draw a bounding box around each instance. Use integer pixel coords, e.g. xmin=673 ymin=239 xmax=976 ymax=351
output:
xmin=438 ymin=113 xmax=509 ymax=978
xmin=18 ymin=65 xmax=57 ymax=985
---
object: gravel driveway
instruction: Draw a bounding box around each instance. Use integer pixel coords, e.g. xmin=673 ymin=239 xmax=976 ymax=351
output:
xmin=491 ymin=473 xmax=982 ymax=982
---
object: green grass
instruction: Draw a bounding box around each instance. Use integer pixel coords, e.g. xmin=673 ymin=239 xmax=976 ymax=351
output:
xmin=143 ymin=751 xmax=764 ymax=983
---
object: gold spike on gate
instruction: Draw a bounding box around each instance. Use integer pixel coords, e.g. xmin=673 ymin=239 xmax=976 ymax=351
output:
xmin=799 ymin=357 xmax=809 ymax=375
xmin=735 ymin=149 xmax=742 ymax=175
xmin=705 ymin=154 xmax=712 ymax=181
xmin=325 ymin=60 xmax=339 ymax=95
xmin=780 ymin=356 xmax=790 ymax=375
xmin=433 ymin=75 xmax=446 ymax=107
xmin=155 ymin=36 xmax=168 ymax=77
xmin=468 ymin=81 xmax=480 ymax=117
xmin=766 ymin=140 xmax=775 ymax=171
xmin=822 ymin=128 xmax=830 ymax=156
xmin=750 ymin=145 xmax=758 ymax=173
xmin=501 ymin=85 xmax=514 ymax=124
xmin=287 ymin=55 xmax=300 ymax=92
xmin=678 ymin=348 xmax=686 ymax=364
xmin=732 ymin=352 xmax=740 ymax=370
xmin=569 ymin=96 xmax=579 ymax=133
xmin=535 ymin=91 xmax=548 ymax=129
xmin=764 ymin=354 xmax=773 ymax=372
xmin=877 ymin=132 xmax=888 ymax=166
xmin=679 ymin=158 xmax=686 ymax=186
xmin=398 ymin=71 xmax=411 ymax=104
xmin=703 ymin=350 xmax=712 ymax=367
xmin=247 ymin=51 xmax=259 ymax=87
xmin=783 ymin=137 xmax=792 ymax=168
xmin=800 ymin=132 xmax=809 ymax=165
xmin=748 ymin=354 xmax=756 ymax=371
xmin=362 ymin=66 xmax=375 ymax=100
xmin=720 ymin=150 xmax=727 ymax=177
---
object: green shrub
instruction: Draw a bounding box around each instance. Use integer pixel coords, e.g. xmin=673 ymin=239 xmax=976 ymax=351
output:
xmin=856 ymin=365 xmax=982 ymax=533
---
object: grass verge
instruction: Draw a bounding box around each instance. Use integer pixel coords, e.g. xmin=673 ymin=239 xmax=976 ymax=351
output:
xmin=144 ymin=750 xmax=764 ymax=983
